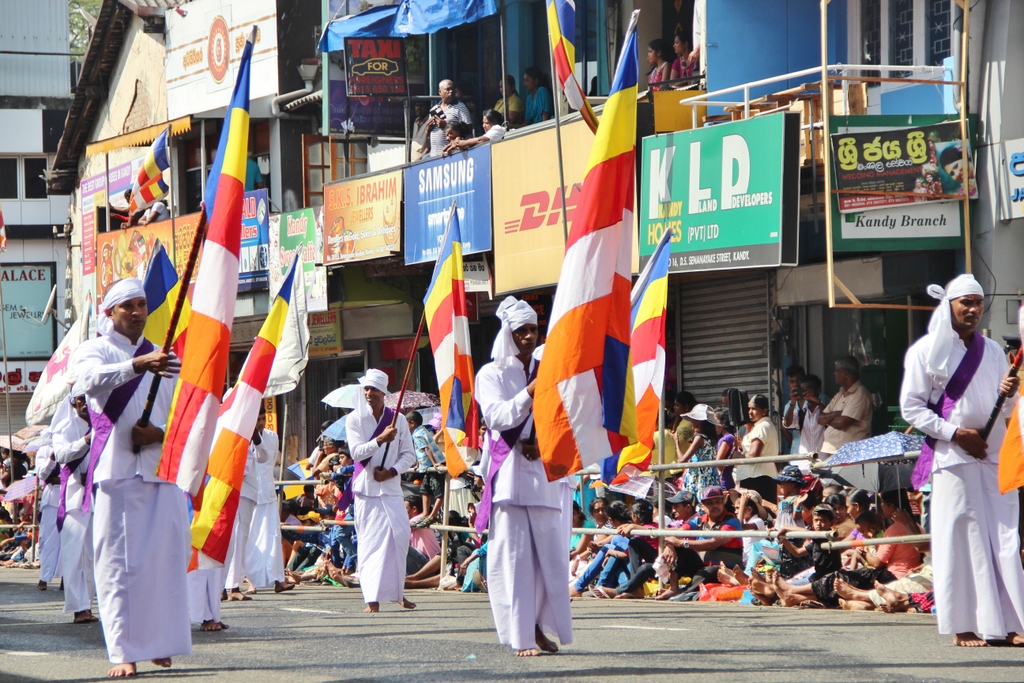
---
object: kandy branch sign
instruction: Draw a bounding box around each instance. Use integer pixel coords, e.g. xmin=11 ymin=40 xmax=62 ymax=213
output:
xmin=345 ymin=38 xmax=407 ymax=96
xmin=639 ymin=112 xmax=800 ymax=273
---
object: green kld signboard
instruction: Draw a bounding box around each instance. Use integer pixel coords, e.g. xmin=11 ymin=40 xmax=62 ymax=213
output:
xmin=639 ymin=112 xmax=800 ymax=273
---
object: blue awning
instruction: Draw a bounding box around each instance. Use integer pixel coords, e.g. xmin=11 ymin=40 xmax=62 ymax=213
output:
xmin=318 ymin=0 xmax=498 ymax=53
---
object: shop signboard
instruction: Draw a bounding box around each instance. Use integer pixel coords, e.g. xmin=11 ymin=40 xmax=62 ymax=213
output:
xmin=323 ymin=171 xmax=403 ymax=265
xmin=830 ymin=120 xmax=977 ymax=214
xmin=96 ymin=224 xmax=176 ymax=296
xmin=1000 ymin=136 xmax=1024 ymax=221
xmin=344 ymin=38 xmax=407 ymax=96
xmin=0 ymin=263 xmax=57 ymax=360
xmin=269 ymin=208 xmax=328 ymax=313
xmin=1 ymin=360 xmax=47 ymax=395
xmin=308 ymin=304 xmax=343 ymax=357
xmin=238 ymin=189 xmax=270 ymax=291
xmin=165 ymin=0 xmax=279 ymax=120
xmin=639 ymin=112 xmax=800 ymax=274
xmin=404 ymin=145 xmax=492 ymax=264
xmin=830 ymin=116 xmax=970 ymax=252
xmin=171 ymin=212 xmax=204 ymax=282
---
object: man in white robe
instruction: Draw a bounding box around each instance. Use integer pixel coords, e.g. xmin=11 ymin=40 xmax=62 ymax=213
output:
xmin=77 ymin=278 xmax=191 ymax=676
xmin=224 ymin=406 xmax=267 ymax=600
xmin=476 ymin=296 xmax=573 ymax=656
xmin=34 ymin=445 xmax=62 ymax=590
xmin=345 ymin=368 xmax=417 ymax=613
xmin=244 ymin=406 xmax=289 ymax=593
xmin=901 ymin=274 xmax=1024 ymax=647
xmin=187 ymin=489 xmax=228 ymax=632
xmin=52 ymin=388 xmax=98 ymax=624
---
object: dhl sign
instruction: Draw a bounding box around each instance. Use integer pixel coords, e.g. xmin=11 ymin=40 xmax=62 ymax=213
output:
xmin=503 ymin=183 xmax=583 ymax=234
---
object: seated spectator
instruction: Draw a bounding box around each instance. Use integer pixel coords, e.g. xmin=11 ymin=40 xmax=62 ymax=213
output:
xmin=734 ymin=490 xmax=768 ymax=566
xmin=138 ymin=200 xmax=169 ymax=226
xmin=669 ymin=32 xmax=694 ymax=81
xmin=594 ymin=501 xmax=660 ymax=599
xmin=776 ymin=505 xmax=843 ymax=582
xmin=818 ymin=356 xmax=873 ymax=456
xmin=494 ymin=74 xmax=525 ymax=128
xmin=444 ymin=110 xmax=506 ymax=156
xmin=845 ymin=490 xmax=874 ymax=536
xmin=736 ymin=394 xmax=780 ymax=502
xmin=406 ymin=496 xmax=440 ymax=563
xmin=646 ymin=39 xmax=672 ymax=87
xmin=826 ymin=492 xmax=855 ymax=537
xmin=673 ymin=404 xmax=721 ymax=494
xmin=710 ymin=407 xmax=738 ymax=488
xmin=570 ymin=500 xmax=632 ymax=597
xmin=428 ymin=79 xmax=473 ymax=158
xmin=523 ymin=66 xmax=554 ymax=125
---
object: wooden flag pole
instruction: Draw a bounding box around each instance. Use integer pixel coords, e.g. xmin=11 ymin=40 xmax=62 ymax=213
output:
xmin=133 ymin=208 xmax=209 ymax=451
xmin=981 ymin=347 xmax=1023 ymax=441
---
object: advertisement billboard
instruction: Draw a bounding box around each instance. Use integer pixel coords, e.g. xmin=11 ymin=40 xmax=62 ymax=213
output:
xmin=344 ymin=38 xmax=407 ymax=96
xmin=323 ymin=171 xmax=403 ymax=265
xmin=96 ymin=224 xmax=175 ymax=295
xmin=0 ymin=263 xmax=57 ymax=360
xmin=238 ymin=189 xmax=270 ymax=291
xmin=269 ymin=208 xmax=328 ymax=313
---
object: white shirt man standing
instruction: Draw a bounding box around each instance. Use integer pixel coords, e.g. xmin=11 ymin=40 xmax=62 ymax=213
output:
xmin=345 ymin=368 xmax=417 ymax=613
xmin=901 ymin=274 xmax=1024 ymax=647
xmin=76 ymin=278 xmax=190 ymax=677
xmin=476 ymin=296 xmax=573 ymax=657
xmin=34 ymin=445 xmax=62 ymax=591
xmin=52 ymin=388 xmax=97 ymax=624
xmin=818 ymin=356 xmax=874 ymax=456
xmin=244 ymin=406 xmax=289 ymax=593
xmin=223 ymin=405 xmax=268 ymax=600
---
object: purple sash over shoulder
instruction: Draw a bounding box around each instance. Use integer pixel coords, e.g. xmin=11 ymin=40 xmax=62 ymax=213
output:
xmin=80 ymin=339 xmax=155 ymax=515
xmin=55 ymin=454 xmax=86 ymax=532
xmin=344 ymin=407 xmax=397 ymax=506
xmin=475 ymin=362 xmax=538 ymax=534
xmin=912 ymin=331 xmax=985 ymax=489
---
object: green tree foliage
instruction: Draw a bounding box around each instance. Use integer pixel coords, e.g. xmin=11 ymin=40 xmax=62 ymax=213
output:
xmin=69 ymin=0 xmax=103 ymax=55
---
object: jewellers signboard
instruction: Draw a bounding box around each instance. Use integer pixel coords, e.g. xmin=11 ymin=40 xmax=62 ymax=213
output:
xmin=639 ymin=112 xmax=799 ymax=273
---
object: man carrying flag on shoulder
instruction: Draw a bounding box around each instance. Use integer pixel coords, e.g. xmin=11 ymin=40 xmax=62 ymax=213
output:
xmin=75 ymin=278 xmax=191 ymax=676
xmin=475 ymin=297 xmax=572 ymax=657
xmin=900 ymin=273 xmax=1024 ymax=647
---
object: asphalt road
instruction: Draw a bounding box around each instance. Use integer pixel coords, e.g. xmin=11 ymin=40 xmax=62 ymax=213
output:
xmin=2 ymin=568 xmax=1024 ymax=682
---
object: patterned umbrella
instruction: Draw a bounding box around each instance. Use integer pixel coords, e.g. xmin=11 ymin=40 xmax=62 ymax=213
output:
xmin=819 ymin=432 xmax=923 ymax=492
xmin=385 ymin=391 xmax=440 ymax=411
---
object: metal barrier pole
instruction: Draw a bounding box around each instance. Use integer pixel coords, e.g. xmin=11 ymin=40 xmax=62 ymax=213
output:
xmin=437 ymin=471 xmax=451 ymax=588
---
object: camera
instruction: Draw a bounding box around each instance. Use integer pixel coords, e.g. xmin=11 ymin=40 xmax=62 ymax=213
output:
xmin=430 ymin=104 xmax=446 ymax=120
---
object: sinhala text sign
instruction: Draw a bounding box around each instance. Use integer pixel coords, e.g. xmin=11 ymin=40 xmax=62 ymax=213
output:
xmin=639 ymin=112 xmax=800 ymax=273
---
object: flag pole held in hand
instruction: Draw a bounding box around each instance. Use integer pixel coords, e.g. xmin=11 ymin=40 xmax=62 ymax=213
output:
xmin=981 ymin=347 xmax=1023 ymax=441
xmin=133 ymin=209 xmax=208 ymax=453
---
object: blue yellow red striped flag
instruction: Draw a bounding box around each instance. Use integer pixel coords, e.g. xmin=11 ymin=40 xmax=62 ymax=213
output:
xmin=546 ymin=0 xmax=599 ymax=133
xmin=535 ymin=11 xmax=641 ymax=479
xmin=142 ymin=240 xmax=189 ymax=359
xmin=159 ymin=28 xmax=255 ymax=495
xmin=602 ymin=226 xmax=673 ymax=483
xmin=128 ymin=128 xmax=170 ymax=214
xmin=191 ymin=257 xmax=299 ymax=563
xmin=423 ymin=205 xmax=478 ymax=477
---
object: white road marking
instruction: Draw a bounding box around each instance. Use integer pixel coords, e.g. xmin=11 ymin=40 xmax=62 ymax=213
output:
xmin=280 ymin=607 xmax=338 ymax=615
xmin=0 ymin=651 xmax=48 ymax=656
xmin=597 ymin=624 xmax=691 ymax=632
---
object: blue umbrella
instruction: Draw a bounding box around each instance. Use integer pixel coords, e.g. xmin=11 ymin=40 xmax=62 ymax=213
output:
xmin=323 ymin=417 xmax=347 ymax=442
xmin=828 ymin=432 xmax=924 ymax=465
xmin=820 ymin=432 xmax=923 ymax=492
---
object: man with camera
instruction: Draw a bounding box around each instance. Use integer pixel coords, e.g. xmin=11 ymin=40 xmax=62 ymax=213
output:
xmin=427 ymin=79 xmax=473 ymax=158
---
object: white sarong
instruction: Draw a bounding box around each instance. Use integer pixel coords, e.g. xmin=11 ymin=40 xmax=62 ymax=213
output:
xmin=38 ymin=504 xmax=62 ymax=583
xmin=60 ymin=509 xmax=94 ymax=614
xmin=354 ymin=493 xmax=409 ymax=604
xmin=932 ymin=461 xmax=1024 ymax=639
xmin=245 ymin=501 xmax=285 ymax=589
xmin=188 ymin=567 xmax=224 ymax=624
xmin=487 ymin=502 xmax=574 ymax=651
xmin=224 ymin=497 xmax=256 ymax=590
xmin=93 ymin=477 xmax=192 ymax=664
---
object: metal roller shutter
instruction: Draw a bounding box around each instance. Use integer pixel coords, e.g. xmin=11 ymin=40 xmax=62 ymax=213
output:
xmin=0 ymin=393 xmax=33 ymax=436
xmin=678 ymin=273 xmax=770 ymax=406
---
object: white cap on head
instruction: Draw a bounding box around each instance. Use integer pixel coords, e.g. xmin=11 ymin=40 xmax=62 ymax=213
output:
xmin=490 ymin=296 xmax=538 ymax=362
xmin=357 ymin=368 xmax=389 ymax=394
xmin=70 ymin=380 xmax=85 ymax=398
xmin=97 ymin=278 xmax=146 ymax=337
xmin=925 ymin=273 xmax=986 ymax=379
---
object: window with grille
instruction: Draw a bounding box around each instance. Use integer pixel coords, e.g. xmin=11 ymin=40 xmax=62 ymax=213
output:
xmin=890 ymin=0 xmax=914 ymax=73
xmin=927 ymin=0 xmax=952 ymax=65
xmin=861 ymin=0 xmax=882 ymax=83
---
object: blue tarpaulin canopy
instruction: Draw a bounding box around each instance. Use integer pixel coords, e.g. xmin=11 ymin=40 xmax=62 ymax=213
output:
xmin=318 ymin=0 xmax=498 ymax=53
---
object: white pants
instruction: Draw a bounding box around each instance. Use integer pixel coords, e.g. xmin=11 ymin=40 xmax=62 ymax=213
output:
xmin=223 ymin=497 xmax=256 ymax=590
xmin=487 ymin=502 xmax=573 ymax=651
xmin=354 ymin=493 xmax=410 ymax=605
xmin=932 ymin=462 xmax=1024 ymax=639
xmin=38 ymin=505 xmax=62 ymax=583
xmin=188 ymin=567 xmax=224 ymax=624
xmin=244 ymin=501 xmax=284 ymax=589
xmin=60 ymin=509 xmax=94 ymax=614
xmin=93 ymin=477 xmax=192 ymax=664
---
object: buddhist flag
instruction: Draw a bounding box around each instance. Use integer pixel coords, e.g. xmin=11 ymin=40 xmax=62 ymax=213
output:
xmin=535 ymin=12 xmax=640 ymax=480
xmin=159 ymin=29 xmax=254 ymax=495
xmin=423 ymin=205 xmax=479 ymax=477
xmin=128 ymin=128 xmax=170 ymax=214
xmin=546 ymin=0 xmax=599 ymax=133
xmin=142 ymin=240 xmax=189 ymax=358
xmin=0 ymin=199 xmax=6 ymax=252
xmin=999 ymin=303 xmax=1024 ymax=493
xmin=191 ymin=257 xmax=298 ymax=563
xmin=603 ymin=226 xmax=673 ymax=483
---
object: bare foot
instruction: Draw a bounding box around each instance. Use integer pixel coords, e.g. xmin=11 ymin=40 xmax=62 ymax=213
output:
xmin=833 ymin=577 xmax=859 ymax=601
xmin=717 ymin=563 xmax=740 ymax=586
xmin=150 ymin=658 xmax=172 ymax=668
xmin=220 ymin=589 xmax=227 ymax=602
xmin=568 ymin=585 xmax=584 ymax=598
xmin=108 ymin=663 xmax=136 ymax=677
xmin=535 ymin=625 xmax=558 ymax=653
xmin=200 ymin=620 xmax=223 ymax=631
xmin=872 ymin=581 xmax=909 ymax=612
xmin=400 ymin=598 xmax=416 ymax=610
xmin=73 ymin=610 xmax=98 ymax=624
xmin=226 ymin=589 xmax=251 ymax=601
xmin=614 ymin=590 xmax=642 ymax=599
xmin=244 ymin=587 xmax=257 ymax=595
xmin=988 ymin=633 xmax=1024 ymax=647
xmin=838 ymin=598 xmax=873 ymax=611
xmin=217 ymin=622 xmax=229 ymax=630
xmin=363 ymin=602 xmax=380 ymax=613
xmin=274 ymin=581 xmax=294 ymax=593
xmin=654 ymin=587 xmax=681 ymax=601
xmin=37 ymin=580 xmax=47 ymax=591
xmin=515 ymin=648 xmax=540 ymax=657
xmin=591 ymin=586 xmax=615 ymax=599
xmin=954 ymin=632 xmax=989 ymax=647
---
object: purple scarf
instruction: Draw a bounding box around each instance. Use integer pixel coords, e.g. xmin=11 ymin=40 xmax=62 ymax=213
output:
xmin=80 ymin=339 xmax=155 ymax=515
xmin=343 ymin=407 xmax=396 ymax=510
xmin=475 ymin=360 xmax=538 ymax=534
xmin=55 ymin=453 xmax=86 ymax=532
xmin=912 ymin=331 xmax=985 ymax=489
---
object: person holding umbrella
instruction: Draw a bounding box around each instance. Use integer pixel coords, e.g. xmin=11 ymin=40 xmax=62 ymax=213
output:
xmin=900 ymin=273 xmax=1024 ymax=647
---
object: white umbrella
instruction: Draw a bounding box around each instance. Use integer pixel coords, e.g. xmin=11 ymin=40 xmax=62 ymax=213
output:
xmin=322 ymin=384 xmax=361 ymax=409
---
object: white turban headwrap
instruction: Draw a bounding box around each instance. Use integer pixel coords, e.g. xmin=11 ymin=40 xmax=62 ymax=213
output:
xmin=354 ymin=369 xmax=390 ymax=420
xmin=490 ymin=296 xmax=538 ymax=363
xmin=926 ymin=273 xmax=985 ymax=380
xmin=97 ymin=278 xmax=146 ymax=337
